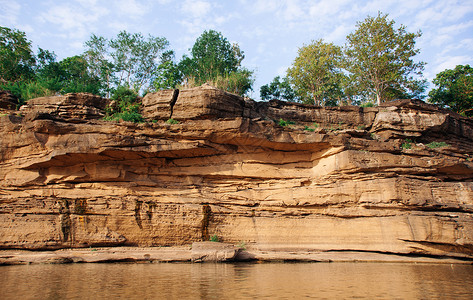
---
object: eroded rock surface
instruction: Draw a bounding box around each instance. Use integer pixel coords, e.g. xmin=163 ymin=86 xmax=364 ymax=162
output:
xmin=1 ymin=86 xmax=472 ymax=262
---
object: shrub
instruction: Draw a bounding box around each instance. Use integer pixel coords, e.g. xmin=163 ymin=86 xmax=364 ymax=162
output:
xmin=304 ymin=125 xmax=315 ymax=132
xmin=426 ymin=141 xmax=449 ymax=149
xmin=166 ymin=118 xmax=179 ymax=124
xmin=360 ymin=102 xmax=374 ymax=107
xmin=278 ymin=119 xmax=295 ymax=126
xmin=402 ymin=138 xmax=413 ymax=149
xmin=105 ymin=86 xmax=143 ymax=123
xmin=210 ymin=235 xmax=219 ymax=242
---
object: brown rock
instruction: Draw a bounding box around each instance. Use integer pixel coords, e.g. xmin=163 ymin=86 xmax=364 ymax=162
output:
xmin=172 ymin=84 xmax=245 ymax=120
xmin=141 ymin=89 xmax=178 ymax=120
xmin=191 ymin=242 xmax=240 ymax=262
xmin=0 ymin=86 xmax=472 ymax=262
xmin=0 ymin=90 xmax=18 ymax=111
xmin=20 ymin=92 xmax=109 ymax=122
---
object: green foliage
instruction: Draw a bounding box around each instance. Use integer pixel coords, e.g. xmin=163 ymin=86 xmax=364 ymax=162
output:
xmin=426 ymin=141 xmax=449 ymax=149
xmin=105 ymin=86 xmax=143 ymax=123
xmin=237 ymin=241 xmax=246 ymax=250
xmin=304 ymin=126 xmax=315 ymax=132
xmin=84 ymin=31 xmax=170 ymax=93
xmin=0 ymin=26 xmax=36 ymax=82
xmin=208 ymin=68 xmax=254 ymax=96
xmin=210 ymin=235 xmax=219 ymax=242
xmin=152 ymin=52 xmax=182 ymax=90
xmin=287 ymin=39 xmax=344 ymax=106
xmin=260 ymin=76 xmax=298 ymax=102
xmin=278 ymin=119 xmax=295 ymax=126
xmin=428 ymin=65 xmax=473 ymax=117
xmin=179 ymin=30 xmax=254 ymax=96
xmin=401 ymin=139 xmax=413 ymax=149
xmin=360 ymin=102 xmax=374 ymax=107
xmin=166 ymin=118 xmax=179 ymax=124
xmin=345 ymin=12 xmax=426 ymax=105
xmin=182 ymin=30 xmax=243 ymax=84
xmin=0 ymin=80 xmax=54 ymax=106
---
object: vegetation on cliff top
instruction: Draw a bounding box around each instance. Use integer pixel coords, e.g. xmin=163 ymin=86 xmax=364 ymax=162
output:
xmin=1 ymin=12 xmax=471 ymax=117
xmin=262 ymin=12 xmax=427 ymax=107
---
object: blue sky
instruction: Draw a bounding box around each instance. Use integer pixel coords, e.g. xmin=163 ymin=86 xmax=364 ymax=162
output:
xmin=1 ymin=0 xmax=472 ymax=99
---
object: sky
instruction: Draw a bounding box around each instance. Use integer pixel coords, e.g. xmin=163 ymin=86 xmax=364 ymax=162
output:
xmin=1 ymin=0 xmax=472 ymax=99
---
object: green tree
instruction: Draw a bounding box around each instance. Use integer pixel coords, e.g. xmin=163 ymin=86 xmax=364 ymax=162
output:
xmin=179 ymin=30 xmax=253 ymax=96
xmin=152 ymin=50 xmax=182 ymax=90
xmin=0 ymin=26 xmax=36 ymax=82
xmin=182 ymin=30 xmax=243 ymax=84
xmin=83 ymin=34 xmax=113 ymax=96
xmin=287 ymin=39 xmax=344 ymax=106
xmin=83 ymin=31 xmax=170 ymax=94
xmin=109 ymin=31 xmax=169 ymax=91
xmin=58 ymin=56 xmax=103 ymax=95
xmin=345 ymin=12 xmax=426 ymax=106
xmin=260 ymin=76 xmax=298 ymax=102
xmin=428 ymin=65 xmax=473 ymax=117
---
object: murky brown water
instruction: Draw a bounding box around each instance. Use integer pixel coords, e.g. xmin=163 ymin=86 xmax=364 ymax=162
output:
xmin=1 ymin=262 xmax=472 ymax=299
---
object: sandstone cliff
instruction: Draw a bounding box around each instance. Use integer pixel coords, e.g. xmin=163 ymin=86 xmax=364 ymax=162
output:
xmin=1 ymin=85 xmax=472 ymax=261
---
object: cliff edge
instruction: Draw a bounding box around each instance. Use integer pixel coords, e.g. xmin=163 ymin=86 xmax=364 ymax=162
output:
xmin=1 ymin=85 xmax=472 ymax=262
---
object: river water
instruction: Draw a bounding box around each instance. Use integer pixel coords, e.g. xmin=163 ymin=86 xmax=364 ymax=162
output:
xmin=1 ymin=262 xmax=472 ymax=299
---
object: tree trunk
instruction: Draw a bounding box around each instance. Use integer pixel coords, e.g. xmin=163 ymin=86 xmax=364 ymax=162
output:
xmin=376 ymin=93 xmax=381 ymax=106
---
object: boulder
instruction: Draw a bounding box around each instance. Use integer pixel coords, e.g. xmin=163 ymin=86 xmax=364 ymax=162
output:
xmin=20 ymin=93 xmax=109 ymax=121
xmin=191 ymin=242 xmax=241 ymax=262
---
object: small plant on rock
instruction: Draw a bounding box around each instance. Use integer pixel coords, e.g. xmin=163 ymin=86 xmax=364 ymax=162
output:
xmin=401 ymin=139 xmax=413 ymax=149
xmin=104 ymin=86 xmax=143 ymax=123
xmin=426 ymin=141 xmax=449 ymax=149
xmin=210 ymin=235 xmax=219 ymax=242
xmin=166 ymin=118 xmax=179 ymax=124
xmin=278 ymin=118 xmax=295 ymax=127
xmin=237 ymin=241 xmax=246 ymax=250
xmin=304 ymin=125 xmax=315 ymax=132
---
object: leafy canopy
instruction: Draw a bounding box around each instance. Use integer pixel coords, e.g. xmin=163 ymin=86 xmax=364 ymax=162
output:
xmin=345 ymin=12 xmax=426 ymax=105
xmin=260 ymin=76 xmax=298 ymax=102
xmin=287 ymin=39 xmax=344 ymax=106
xmin=428 ymin=65 xmax=473 ymax=117
xmin=83 ymin=31 xmax=170 ymax=94
xmin=0 ymin=26 xmax=36 ymax=82
xmin=176 ymin=30 xmax=253 ymax=96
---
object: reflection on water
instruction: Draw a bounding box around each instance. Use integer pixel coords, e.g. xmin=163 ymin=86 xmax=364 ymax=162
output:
xmin=1 ymin=262 xmax=473 ymax=299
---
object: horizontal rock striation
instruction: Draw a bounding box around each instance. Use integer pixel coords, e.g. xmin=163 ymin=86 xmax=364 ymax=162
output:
xmin=1 ymin=85 xmax=472 ymax=261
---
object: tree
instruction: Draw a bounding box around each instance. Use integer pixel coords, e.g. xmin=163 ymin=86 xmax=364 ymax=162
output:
xmin=83 ymin=31 xmax=170 ymax=94
xmin=260 ymin=76 xmax=298 ymax=102
xmin=109 ymin=31 xmax=169 ymax=92
xmin=428 ymin=65 xmax=473 ymax=117
xmin=0 ymin=26 xmax=36 ymax=82
xmin=182 ymin=30 xmax=243 ymax=84
xmin=345 ymin=12 xmax=426 ymax=106
xmin=152 ymin=50 xmax=182 ymax=90
xmin=287 ymin=39 xmax=343 ymax=106
xmin=58 ymin=56 xmax=103 ymax=95
xmin=179 ymin=30 xmax=253 ymax=96
xmin=83 ymin=34 xmax=113 ymax=96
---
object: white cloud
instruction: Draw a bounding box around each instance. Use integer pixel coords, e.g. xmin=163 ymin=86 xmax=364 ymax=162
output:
xmin=432 ymin=55 xmax=473 ymax=75
xmin=0 ymin=0 xmax=21 ymax=25
xmin=181 ymin=0 xmax=211 ymax=18
xmin=37 ymin=3 xmax=109 ymax=42
xmin=117 ymin=0 xmax=147 ymax=17
xmin=309 ymin=0 xmax=351 ymax=18
xmin=282 ymin=0 xmax=303 ymax=21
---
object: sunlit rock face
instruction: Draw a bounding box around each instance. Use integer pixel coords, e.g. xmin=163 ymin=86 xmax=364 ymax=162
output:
xmin=1 ymin=85 xmax=472 ymax=260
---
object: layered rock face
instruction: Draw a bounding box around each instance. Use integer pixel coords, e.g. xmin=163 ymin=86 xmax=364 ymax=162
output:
xmin=1 ymin=85 xmax=472 ymax=261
